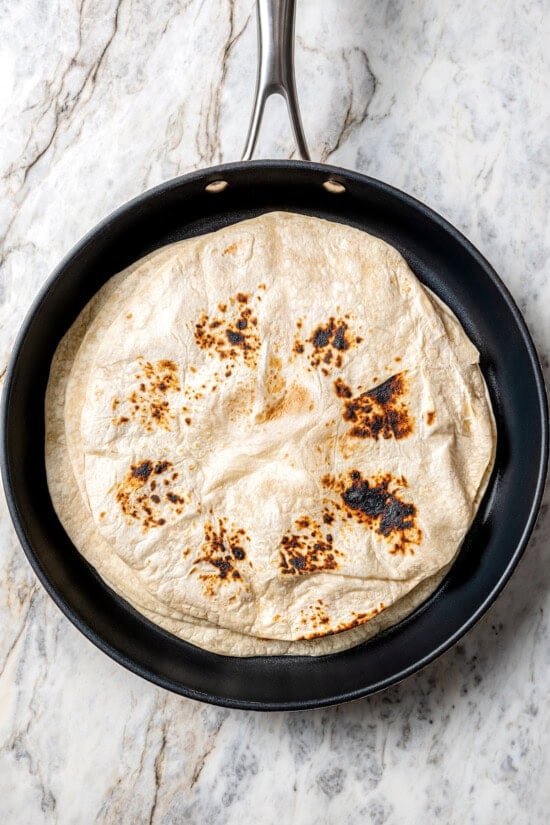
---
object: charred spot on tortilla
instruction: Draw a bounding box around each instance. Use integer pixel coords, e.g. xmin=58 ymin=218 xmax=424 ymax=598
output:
xmin=193 ymin=520 xmax=250 ymax=595
xmin=112 ymin=358 xmax=180 ymax=431
xmin=194 ymin=291 xmax=260 ymax=368
xmin=335 ymin=373 xmax=413 ymax=440
xmin=155 ymin=461 xmax=170 ymax=474
xmin=313 ymin=319 xmax=351 ymax=352
xmin=141 ymin=359 xmax=179 ymax=391
xmin=116 ymin=459 xmax=186 ymax=530
xmin=226 ymin=329 xmax=245 ymax=345
xmin=297 ymin=604 xmax=386 ymax=640
xmin=279 ymin=516 xmax=344 ymax=575
xmin=337 ymin=608 xmax=388 ymax=636
xmin=332 ymin=325 xmax=348 ymax=351
xmin=367 ymin=374 xmax=402 ymax=406
xmin=342 ymin=472 xmax=415 ymax=535
xmin=427 ymin=410 xmax=436 ymax=425
xmin=131 ymin=460 xmax=153 ymax=481
xmin=167 ymin=492 xmax=184 ymax=504
xmin=323 ymin=471 xmax=421 ymax=555
xmin=293 ymin=316 xmax=358 ymax=371
xmin=334 ymin=378 xmax=352 ymax=399
xmin=312 ymin=327 xmax=331 ymax=348
xmin=299 ymin=601 xmax=331 ymax=631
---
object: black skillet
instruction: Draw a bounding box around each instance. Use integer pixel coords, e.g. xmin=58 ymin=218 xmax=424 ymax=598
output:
xmin=1 ymin=0 xmax=548 ymax=710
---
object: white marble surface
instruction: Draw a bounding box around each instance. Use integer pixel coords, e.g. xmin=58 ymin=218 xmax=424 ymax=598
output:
xmin=1 ymin=0 xmax=549 ymax=821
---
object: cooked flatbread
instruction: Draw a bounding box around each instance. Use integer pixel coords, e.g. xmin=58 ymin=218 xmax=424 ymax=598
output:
xmin=61 ymin=212 xmax=495 ymax=645
xmin=45 ymin=244 xmax=454 ymax=655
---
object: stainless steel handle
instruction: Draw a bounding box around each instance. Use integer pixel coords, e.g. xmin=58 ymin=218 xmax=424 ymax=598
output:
xmin=242 ymin=0 xmax=310 ymax=161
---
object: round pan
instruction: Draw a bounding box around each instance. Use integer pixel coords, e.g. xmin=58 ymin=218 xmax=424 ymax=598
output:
xmin=2 ymin=2 xmax=548 ymax=710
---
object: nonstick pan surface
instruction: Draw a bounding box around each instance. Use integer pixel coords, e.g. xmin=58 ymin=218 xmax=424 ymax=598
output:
xmin=2 ymin=159 xmax=548 ymax=709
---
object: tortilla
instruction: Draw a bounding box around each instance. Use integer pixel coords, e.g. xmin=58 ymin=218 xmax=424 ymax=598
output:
xmin=58 ymin=212 xmax=495 ymax=645
xmin=45 ymin=247 xmax=453 ymax=655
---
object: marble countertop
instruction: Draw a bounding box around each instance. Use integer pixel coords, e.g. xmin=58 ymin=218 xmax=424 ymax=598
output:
xmin=1 ymin=0 xmax=549 ymax=822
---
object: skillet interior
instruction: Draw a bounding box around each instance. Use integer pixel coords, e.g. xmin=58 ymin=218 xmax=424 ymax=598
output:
xmin=2 ymin=160 xmax=547 ymax=710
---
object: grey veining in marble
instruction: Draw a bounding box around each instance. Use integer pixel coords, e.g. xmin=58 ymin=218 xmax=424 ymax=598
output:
xmin=1 ymin=1 xmax=549 ymax=822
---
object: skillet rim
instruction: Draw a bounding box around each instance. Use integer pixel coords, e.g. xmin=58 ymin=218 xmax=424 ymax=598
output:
xmin=1 ymin=159 xmax=548 ymax=710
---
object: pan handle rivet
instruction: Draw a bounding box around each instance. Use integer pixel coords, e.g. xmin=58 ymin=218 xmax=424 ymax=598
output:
xmin=205 ymin=180 xmax=229 ymax=193
xmin=323 ymin=179 xmax=346 ymax=194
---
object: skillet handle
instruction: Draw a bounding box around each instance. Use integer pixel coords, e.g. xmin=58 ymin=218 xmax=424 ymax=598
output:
xmin=242 ymin=0 xmax=310 ymax=161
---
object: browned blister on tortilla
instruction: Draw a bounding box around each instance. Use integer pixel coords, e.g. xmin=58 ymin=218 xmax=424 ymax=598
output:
xmin=191 ymin=519 xmax=251 ymax=597
xmin=334 ymin=373 xmax=413 ymax=441
xmin=194 ymin=290 xmax=261 ymax=371
xmin=278 ymin=515 xmax=344 ymax=575
xmin=112 ymin=358 xmax=180 ymax=431
xmin=115 ymin=459 xmax=188 ymax=531
xmin=293 ymin=315 xmax=363 ymax=375
xmin=322 ymin=470 xmax=421 ymax=556
xmin=296 ymin=603 xmax=386 ymax=640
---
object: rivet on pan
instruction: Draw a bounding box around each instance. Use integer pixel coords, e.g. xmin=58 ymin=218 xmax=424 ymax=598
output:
xmin=323 ymin=179 xmax=346 ymax=194
xmin=205 ymin=180 xmax=229 ymax=193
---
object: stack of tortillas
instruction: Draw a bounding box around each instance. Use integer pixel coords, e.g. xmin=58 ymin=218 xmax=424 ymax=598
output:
xmin=45 ymin=212 xmax=496 ymax=656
